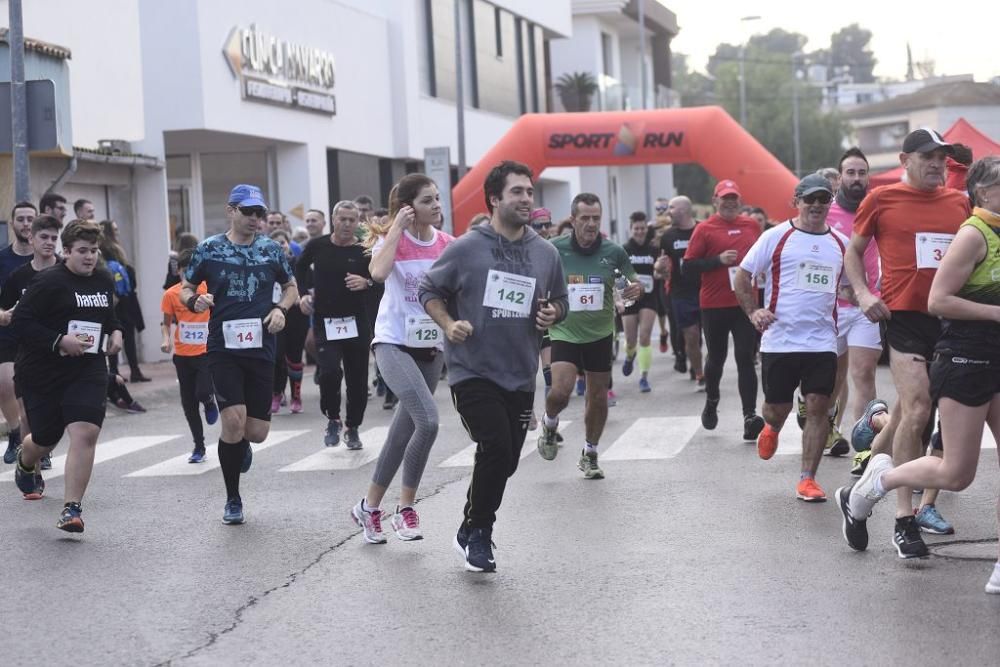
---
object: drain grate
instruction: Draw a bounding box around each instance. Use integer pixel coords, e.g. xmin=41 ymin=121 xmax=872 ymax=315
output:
xmin=928 ymin=538 xmax=998 ymax=562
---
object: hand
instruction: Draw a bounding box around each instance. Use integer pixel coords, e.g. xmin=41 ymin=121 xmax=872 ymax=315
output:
xmin=264 ymin=308 xmax=286 ymax=334
xmin=193 ymin=293 xmax=214 ymax=313
xmin=446 ymin=320 xmax=473 ymax=344
xmin=392 ymin=205 xmax=415 ymax=232
xmin=114 ymin=373 xmax=126 ymax=387
xmin=749 ymin=308 xmax=777 ymax=333
xmin=653 ymin=252 xmax=671 ymax=279
xmin=535 ymin=301 xmax=558 ymax=330
xmin=59 ymin=334 xmax=90 ymax=357
xmin=623 ymin=281 xmax=642 ymax=300
xmin=160 ymin=339 xmax=172 ymax=354
xmin=0 ymin=310 xmax=11 ymax=327
xmin=857 ymin=292 xmax=891 ymax=322
xmin=299 ymin=294 xmax=314 ymax=316
xmin=719 ymin=250 xmax=738 ymax=266
xmin=107 ymin=330 xmax=123 ymax=356
xmin=344 ymin=273 xmax=369 ymax=292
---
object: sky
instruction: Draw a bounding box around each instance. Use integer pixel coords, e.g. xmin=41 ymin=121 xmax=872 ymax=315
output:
xmin=666 ymin=0 xmax=1000 ymax=83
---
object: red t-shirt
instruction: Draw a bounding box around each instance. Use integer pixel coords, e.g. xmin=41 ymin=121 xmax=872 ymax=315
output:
xmin=853 ymin=182 xmax=970 ymax=312
xmin=683 ymin=214 xmax=762 ymax=309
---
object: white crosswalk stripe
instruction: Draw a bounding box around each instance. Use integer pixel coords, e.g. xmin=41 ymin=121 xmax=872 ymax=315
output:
xmin=439 ymin=421 xmax=574 ymax=467
xmin=0 ymin=435 xmax=180 ymax=483
xmin=127 ymin=430 xmax=308 ymax=477
xmin=279 ymin=427 xmax=390 ymax=472
xmin=603 ymin=417 xmax=701 ymax=460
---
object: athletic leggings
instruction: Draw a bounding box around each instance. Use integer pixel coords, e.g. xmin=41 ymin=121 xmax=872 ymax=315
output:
xmin=172 ymin=354 xmax=214 ymax=448
xmin=701 ymin=306 xmax=758 ymax=415
xmin=371 ymin=344 xmax=443 ymax=490
xmin=273 ymin=306 xmax=309 ymax=394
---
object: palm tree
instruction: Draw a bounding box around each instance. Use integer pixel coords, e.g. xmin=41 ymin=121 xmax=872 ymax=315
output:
xmin=554 ymin=71 xmax=598 ymax=112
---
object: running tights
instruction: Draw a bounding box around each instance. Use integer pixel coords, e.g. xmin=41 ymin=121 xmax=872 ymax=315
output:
xmin=701 ymin=306 xmax=758 ymax=415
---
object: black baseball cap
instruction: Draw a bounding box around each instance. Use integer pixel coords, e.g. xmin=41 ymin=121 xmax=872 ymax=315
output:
xmin=902 ymin=128 xmax=953 ymax=155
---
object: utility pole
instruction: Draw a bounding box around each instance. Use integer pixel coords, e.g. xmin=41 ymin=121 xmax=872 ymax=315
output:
xmin=453 ymin=0 xmax=467 ymax=179
xmin=638 ymin=0 xmax=651 ymax=216
xmin=9 ymin=0 xmax=30 ymax=202
xmin=792 ymin=53 xmax=802 ymax=176
xmin=738 ymin=15 xmax=761 ymax=128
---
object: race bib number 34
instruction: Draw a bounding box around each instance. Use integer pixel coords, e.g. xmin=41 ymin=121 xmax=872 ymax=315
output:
xmin=405 ymin=316 xmax=442 ymax=348
xmin=223 ymin=318 xmax=263 ymax=349
xmin=483 ymin=270 xmax=536 ymax=315
xmin=916 ymin=233 xmax=954 ymax=269
xmin=568 ymin=283 xmax=604 ymax=312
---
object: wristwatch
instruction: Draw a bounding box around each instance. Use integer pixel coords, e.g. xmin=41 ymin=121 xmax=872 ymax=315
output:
xmin=366 ymin=279 xmax=374 ymax=287
xmin=272 ymin=305 xmax=288 ymax=316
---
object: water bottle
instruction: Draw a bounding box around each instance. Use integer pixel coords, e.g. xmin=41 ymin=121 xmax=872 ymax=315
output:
xmin=614 ymin=269 xmax=634 ymax=308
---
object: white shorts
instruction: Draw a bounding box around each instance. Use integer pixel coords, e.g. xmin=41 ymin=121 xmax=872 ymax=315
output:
xmin=837 ymin=306 xmax=882 ymax=356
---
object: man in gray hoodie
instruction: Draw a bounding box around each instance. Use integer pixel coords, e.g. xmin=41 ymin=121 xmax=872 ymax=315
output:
xmin=420 ymin=160 xmax=568 ymax=573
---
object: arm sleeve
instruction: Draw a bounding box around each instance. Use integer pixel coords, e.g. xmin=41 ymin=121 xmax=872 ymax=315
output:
xmin=0 ymin=274 xmax=20 ymax=310
xmin=184 ymin=245 xmax=206 ymax=285
xmin=739 ymin=235 xmax=770 ymax=276
xmin=160 ymin=290 xmax=174 ymax=317
xmin=682 ymin=225 xmax=722 ymax=273
xmin=418 ymin=243 xmax=460 ymax=307
xmin=617 ymin=246 xmax=639 ymax=281
xmin=853 ymin=190 xmax=880 ymax=239
xmin=294 ymin=242 xmax=314 ymax=292
xmin=10 ymin=278 xmax=63 ymax=351
xmin=548 ymin=252 xmax=569 ymax=324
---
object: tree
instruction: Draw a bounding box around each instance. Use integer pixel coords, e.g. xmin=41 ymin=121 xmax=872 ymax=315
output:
xmin=829 ymin=24 xmax=876 ymax=83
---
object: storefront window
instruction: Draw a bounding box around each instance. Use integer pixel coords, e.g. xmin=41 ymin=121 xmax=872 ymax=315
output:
xmin=201 ymin=151 xmax=270 ymax=237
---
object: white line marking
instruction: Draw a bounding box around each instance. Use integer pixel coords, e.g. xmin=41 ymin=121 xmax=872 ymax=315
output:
xmin=602 ymin=417 xmax=701 ymax=460
xmin=1 ymin=435 xmax=180 ymax=482
xmin=439 ymin=421 xmax=574 ymax=467
xmin=279 ymin=427 xmax=390 ymax=472
xmin=127 ymin=430 xmax=308 ymax=477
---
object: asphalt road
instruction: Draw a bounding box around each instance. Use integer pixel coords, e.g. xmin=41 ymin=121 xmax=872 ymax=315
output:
xmin=1 ymin=349 xmax=998 ymax=666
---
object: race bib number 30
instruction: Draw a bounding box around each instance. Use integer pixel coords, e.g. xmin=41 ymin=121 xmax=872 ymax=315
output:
xmin=796 ymin=262 xmax=836 ymax=293
xmin=67 ymin=320 xmax=102 ymax=354
xmin=568 ymin=284 xmax=604 ymax=312
xmin=916 ymin=233 xmax=954 ymax=269
xmin=324 ymin=316 xmax=358 ymax=341
xmin=223 ymin=318 xmax=263 ymax=349
xmin=178 ymin=321 xmax=208 ymax=344
xmin=405 ymin=316 xmax=442 ymax=348
xmin=483 ymin=270 xmax=536 ymax=315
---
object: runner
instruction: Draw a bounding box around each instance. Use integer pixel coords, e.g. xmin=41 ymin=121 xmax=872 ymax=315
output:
xmin=656 ymin=196 xmax=704 ymax=386
xmin=621 ymin=211 xmax=659 ymax=392
xmin=420 ymin=160 xmax=567 ymax=572
xmin=536 ymin=193 xmax=641 ymax=479
xmin=10 ymin=220 xmax=123 ymax=532
xmin=839 ymin=156 xmax=1000 ymax=590
xmin=684 ymin=180 xmax=765 ymax=439
xmin=181 ymin=184 xmax=298 ymax=525
xmin=350 ymin=173 xmax=453 ymax=544
xmin=840 ymin=128 xmax=970 ymax=558
xmin=735 ymin=174 xmax=848 ymax=501
xmin=296 ymin=200 xmax=373 ymax=450
xmin=0 ymin=201 xmax=36 ymax=464
xmin=268 ymin=229 xmax=309 ymax=415
xmin=160 ymin=248 xmax=218 ymax=464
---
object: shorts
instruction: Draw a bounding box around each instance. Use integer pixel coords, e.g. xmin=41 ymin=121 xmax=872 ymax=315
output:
xmin=540 ymin=331 xmax=551 ymax=350
xmin=550 ymin=335 xmax=614 ymax=373
xmin=21 ymin=369 xmax=108 ymax=448
xmin=671 ymin=295 xmax=701 ymax=330
xmin=0 ymin=341 xmax=17 ymax=364
xmin=929 ymin=352 xmax=1000 ymax=407
xmin=623 ymin=292 xmax=658 ymax=316
xmin=207 ymin=352 xmax=274 ymax=421
xmin=655 ymin=280 xmax=669 ymax=317
xmin=760 ymin=351 xmax=837 ymax=404
xmin=836 ymin=306 xmax=883 ymax=355
xmin=886 ymin=311 xmax=940 ymax=361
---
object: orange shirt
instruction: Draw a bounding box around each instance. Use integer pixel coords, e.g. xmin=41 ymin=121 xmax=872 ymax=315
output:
xmin=160 ymin=282 xmax=209 ymax=356
xmin=853 ymin=182 xmax=970 ymax=312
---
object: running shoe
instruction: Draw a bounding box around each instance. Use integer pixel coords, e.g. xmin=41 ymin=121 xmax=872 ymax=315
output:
xmin=607 ymin=390 xmax=617 ymax=407
xmin=701 ymin=398 xmax=719 ymax=430
xmin=836 ymin=482 xmax=869 ymax=551
xmin=639 ymin=377 xmax=651 ymax=393
xmin=383 ymin=394 xmax=398 ymax=410
xmin=344 ymin=428 xmax=363 ymax=451
xmin=575 ymin=376 xmax=585 ymax=396
xmin=125 ymin=401 xmax=146 ymax=413
xmin=453 ymin=523 xmax=470 ymax=560
xmin=289 ymin=398 xmax=303 ymax=414
xmin=40 ymin=454 xmax=52 ymax=470
xmin=893 ymin=515 xmax=929 ymax=559
xmin=848 ymin=452 xmax=892 ymax=520
xmin=825 ymin=423 xmax=850 ymax=457
xmin=464 ymin=527 xmax=496 ymax=573
xmin=223 ymin=499 xmax=245 ymax=525
xmin=578 ymin=449 xmax=605 ymax=479
xmin=130 ymin=372 xmax=152 ymax=383
xmin=280 ymin=394 xmax=288 ymax=407
xmin=674 ymin=353 xmax=687 ymax=374
xmin=795 ymin=394 xmax=806 ymax=429
xmin=850 ymin=399 xmax=888 ymax=452
xmin=537 ymin=424 xmax=559 ymax=461
xmin=324 ymin=419 xmax=342 ymax=447
xmin=240 ymin=444 xmax=253 ymax=473
xmin=56 ymin=503 xmax=84 ymax=533
xmin=796 ymin=478 xmax=827 ymax=502
xmin=391 ymin=505 xmax=423 ymax=541
xmin=188 ymin=448 xmax=206 ymax=464
xmin=757 ymin=424 xmax=779 ymax=460
xmin=375 ymin=377 xmax=385 ymax=397
xmin=743 ymin=414 xmax=765 ymax=441
xmin=659 ymin=334 xmax=668 ymax=354
xmin=915 ymin=504 xmax=954 ymax=535
xmin=14 ymin=451 xmax=44 ymax=500
xmin=528 ymin=413 xmax=538 ymax=431
xmin=351 ymin=499 xmax=387 ymax=544
xmin=2 ymin=440 xmax=16 ymax=465
xmin=270 ymin=394 xmax=282 ymax=415
xmin=696 ymin=374 xmax=706 ymax=392
xmin=622 ymin=355 xmax=635 ymax=377
xmin=850 ymin=449 xmax=871 ymax=477
xmin=203 ymin=401 xmax=219 ymax=425
xmin=986 ymin=566 xmax=1000 ymax=594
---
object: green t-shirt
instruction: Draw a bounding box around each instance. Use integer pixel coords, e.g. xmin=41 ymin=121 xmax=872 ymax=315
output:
xmin=549 ymin=234 xmax=637 ymax=344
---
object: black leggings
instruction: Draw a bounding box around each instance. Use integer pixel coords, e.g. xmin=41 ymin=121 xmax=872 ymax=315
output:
xmin=274 ymin=307 xmax=310 ymax=394
xmin=701 ymin=306 xmax=758 ymax=415
xmin=173 ymin=354 xmax=214 ymax=447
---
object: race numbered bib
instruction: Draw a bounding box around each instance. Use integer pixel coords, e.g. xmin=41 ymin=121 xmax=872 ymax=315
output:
xmin=324 ymin=316 xmax=358 ymax=341
xmin=638 ymin=275 xmax=654 ymax=293
xmin=223 ymin=318 xmax=263 ymax=349
xmin=483 ymin=270 xmax=536 ymax=315
xmin=178 ymin=321 xmax=208 ymax=344
xmin=568 ymin=283 xmax=604 ymax=312
xmin=272 ymin=282 xmax=282 ymax=304
xmin=915 ymin=233 xmax=954 ymax=269
xmin=796 ymin=261 xmax=836 ymax=293
xmin=67 ymin=320 xmax=102 ymax=354
xmin=728 ymin=266 xmax=740 ymax=291
xmin=405 ymin=316 xmax=442 ymax=348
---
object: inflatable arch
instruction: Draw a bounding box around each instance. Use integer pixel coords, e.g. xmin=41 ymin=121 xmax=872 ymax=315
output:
xmin=452 ymin=106 xmax=798 ymax=235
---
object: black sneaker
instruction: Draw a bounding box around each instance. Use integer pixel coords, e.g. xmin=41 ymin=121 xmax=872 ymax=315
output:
xmin=893 ymin=515 xmax=929 ymax=559
xmin=383 ymin=394 xmax=398 ymax=410
xmin=40 ymin=454 xmax=52 ymax=470
xmin=56 ymin=503 xmax=84 ymax=533
xmin=673 ymin=354 xmax=687 ymax=374
xmin=14 ymin=451 xmax=44 ymax=500
xmin=742 ymin=414 xmax=765 ymax=441
xmin=324 ymin=419 xmax=342 ymax=447
xmin=453 ymin=523 xmax=470 ymax=561
xmin=701 ymin=399 xmax=719 ymax=430
xmin=3 ymin=428 xmax=19 ymax=464
xmin=836 ymin=483 xmax=868 ymax=551
xmin=344 ymin=428 xmax=363 ymax=451
xmin=464 ymin=527 xmax=496 ymax=573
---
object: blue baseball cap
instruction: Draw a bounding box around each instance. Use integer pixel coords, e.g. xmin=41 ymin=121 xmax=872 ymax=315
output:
xmin=228 ymin=184 xmax=267 ymax=208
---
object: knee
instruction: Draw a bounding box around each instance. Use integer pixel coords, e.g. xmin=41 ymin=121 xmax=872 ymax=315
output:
xmin=244 ymin=422 xmax=270 ymax=443
xmin=943 ymin=465 xmax=976 ymax=491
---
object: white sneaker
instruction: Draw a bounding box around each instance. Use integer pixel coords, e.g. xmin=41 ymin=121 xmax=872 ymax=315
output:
xmin=391 ymin=505 xmax=423 ymax=541
xmin=848 ymin=452 xmax=893 ymax=519
xmin=986 ymin=564 xmax=1000 ymax=594
xmin=351 ymin=499 xmax=387 ymax=544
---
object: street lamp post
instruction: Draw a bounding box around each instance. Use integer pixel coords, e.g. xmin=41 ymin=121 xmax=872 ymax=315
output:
xmin=738 ymin=15 xmax=761 ymax=128
xmin=792 ymin=52 xmax=803 ymax=176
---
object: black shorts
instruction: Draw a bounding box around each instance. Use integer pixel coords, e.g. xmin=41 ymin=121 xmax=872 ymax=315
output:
xmin=671 ymin=295 xmax=701 ymax=330
xmin=21 ymin=368 xmax=108 ymax=448
xmin=760 ymin=351 xmax=837 ymax=405
xmin=655 ymin=280 xmax=669 ymax=317
xmin=551 ymin=335 xmax=614 ymax=373
xmin=886 ymin=311 xmax=940 ymax=361
xmin=540 ymin=331 xmax=551 ymax=350
xmin=623 ymin=292 xmax=658 ymax=316
xmin=0 ymin=341 xmax=17 ymax=364
xmin=930 ymin=353 xmax=1000 ymax=407
xmin=207 ymin=352 xmax=274 ymax=421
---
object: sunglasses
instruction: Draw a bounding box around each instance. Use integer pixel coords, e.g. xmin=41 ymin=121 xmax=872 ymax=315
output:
xmin=655 ymin=206 xmax=668 ymax=213
xmin=532 ymin=222 xmax=552 ymax=229
xmin=236 ymin=205 xmax=267 ymax=219
xmin=801 ymin=192 xmax=832 ymax=205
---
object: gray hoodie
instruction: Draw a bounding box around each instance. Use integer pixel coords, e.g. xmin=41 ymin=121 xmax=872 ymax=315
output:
xmin=419 ymin=224 xmax=568 ymax=392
